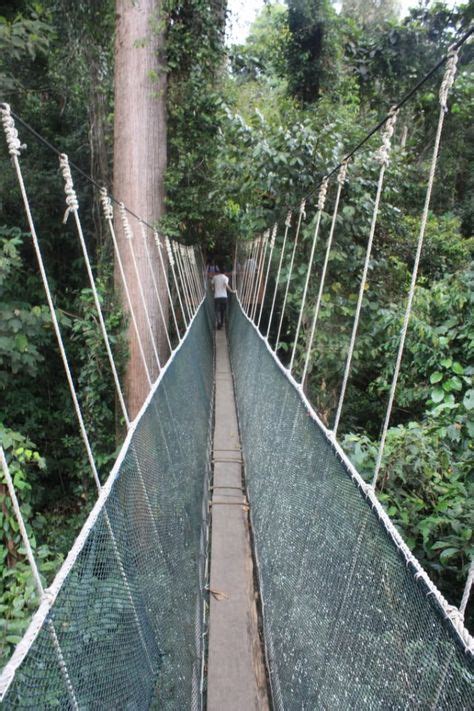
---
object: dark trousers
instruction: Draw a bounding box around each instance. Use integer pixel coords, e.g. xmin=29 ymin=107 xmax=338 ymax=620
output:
xmin=215 ymin=297 xmax=227 ymax=328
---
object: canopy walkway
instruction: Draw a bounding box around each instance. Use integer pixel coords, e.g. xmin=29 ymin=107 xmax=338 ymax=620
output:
xmin=0 ymin=34 xmax=473 ymax=710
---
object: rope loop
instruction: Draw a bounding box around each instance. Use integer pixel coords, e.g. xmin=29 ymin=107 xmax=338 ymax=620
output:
xmin=439 ymin=46 xmax=459 ymax=111
xmin=299 ymin=198 xmax=306 ymax=219
xmin=59 ymin=153 xmax=79 ymax=223
xmin=119 ymin=202 xmax=133 ymax=240
xmin=285 ymin=211 xmax=292 ymax=228
xmin=99 ymin=187 xmax=114 ymax=220
xmin=376 ymin=107 xmax=398 ymax=166
xmin=153 ymin=230 xmax=162 ymax=250
xmin=317 ymin=176 xmax=329 ymax=211
xmin=337 ymin=160 xmax=349 ymax=186
xmin=1 ymin=103 xmax=26 ymax=157
xmin=165 ymin=236 xmax=175 ymax=266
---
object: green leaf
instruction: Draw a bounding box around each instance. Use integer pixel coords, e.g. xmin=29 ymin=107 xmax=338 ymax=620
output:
xmin=430 ymin=372 xmax=443 ymax=384
xmin=463 ymin=390 xmax=474 ymax=410
xmin=452 ymin=362 xmax=464 ymax=375
xmin=431 ymin=387 xmax=445 ymax=403
xmin=439 ymin=547 xmax=459 ymax=564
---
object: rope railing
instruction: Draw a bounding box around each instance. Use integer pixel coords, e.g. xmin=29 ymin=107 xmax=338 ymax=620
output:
xmin=234 ymin=38 xmax=472 ymax=621
xmin=0 ymin=102 xmax=208 ymax=700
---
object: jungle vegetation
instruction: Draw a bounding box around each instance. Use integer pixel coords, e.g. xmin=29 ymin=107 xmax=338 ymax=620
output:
xmin=0 ymin=0 xmax=472 ymax=663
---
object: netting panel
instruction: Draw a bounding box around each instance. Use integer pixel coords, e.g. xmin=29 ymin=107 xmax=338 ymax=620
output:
xmin=229 ymin=299 xmax=473 ymax=710
xmin=3 ymin=303 xmax=214 ymax=709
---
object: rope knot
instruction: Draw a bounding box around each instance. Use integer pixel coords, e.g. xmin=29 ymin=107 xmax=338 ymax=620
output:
xmin=1 ymin=103 xmax=26 ymax=157
xmin=100 ymin=187 xmax=114 ymax=220
xmin=299 ymin=198 xmax=306 ymax=219
xmin=59 ymin=153 xmax=79 ymax=223
xmin=337 ymin=161 xmax=349 ymax=186
xmin=119 ymin=203 xmax=133 ymax=240
xmin=165 ymin=236 xmax=175 ymax=266
xmin=439 ymin=47 xmax=458 ymax=111
xmin=285 ymin=211 xmax=292 ymax=228
xmin=270 ymin=223 xmax=277 ymax=249
xmin=376 ymin=108 xmax=398 ymax=166
xmin=317 ymin=177 xmax=329 ymax=211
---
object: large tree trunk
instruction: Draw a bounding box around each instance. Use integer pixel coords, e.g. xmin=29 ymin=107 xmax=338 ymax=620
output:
xmin=114 ymin=0 xmax=168 ymax=418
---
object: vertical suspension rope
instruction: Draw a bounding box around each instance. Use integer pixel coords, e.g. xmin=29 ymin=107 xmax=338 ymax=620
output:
xmin=251 ymin=230 xmax=269 ymax=322
xmin=119 ymin=203 xmax=162 ymax=373
xmin=140 ymin=222 xmax=173 ymax=353
xmin=289 ymin=178 xmax=329 ymax=373
xmin=1 ymin=107 xmax=155 ymax=676
xmin=100 ymin=189 xmax=153 ymax=387
xmin=154 ymin=232 xmax=181 ymax=340
xmin=266 ymin=211 xmax=292 ymax=340
xmin=275 ymin=199 xmax=306 ymax=352
xmin=459 ymin=560 xmax=474 ymax=619
xmin=0 ymin=447 xmax=79 ymax=710
xmin=257 ymin=223 xmax=277 ymax=328
xmin=59 ymin=154 xmax=130 ymax=429
xmin=166 ymin=236 xmax=188 ymax=328
xmin=173 ymin=242 xmax=192 ymax=318
xmin=333 ymin=110 xmax=398 ymax=436
xmin=242 ymin=239 xmax=257 ymax=312
xmin=0 ymin=104 xmax=101 ymax=492
xmin=372 ymin=48 xmax=458 ymax=487
xmin=301 ymin=161 xmax=349 ymax=385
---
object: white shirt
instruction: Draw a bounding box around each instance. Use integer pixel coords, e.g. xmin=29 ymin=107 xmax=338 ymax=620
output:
xmin=212 ymin=273 xmax=229 ymax=299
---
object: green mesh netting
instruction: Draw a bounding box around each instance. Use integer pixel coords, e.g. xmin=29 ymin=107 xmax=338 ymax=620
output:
xmin=1 ymin=302 xmax=214 ymax=710
xmin=229 ymin=298 xmax=473 ymax=710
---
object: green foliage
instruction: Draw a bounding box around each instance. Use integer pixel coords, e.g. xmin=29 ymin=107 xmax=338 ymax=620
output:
xmin=343 ymin=419 xmax=473 ymax=615
xmin=163 ymin=0 xmax=227 ymax=246
xmin=286 ymin=0 xmax=342 ymax=104
xmin=0 ymin=426 xmax=63 ymax=665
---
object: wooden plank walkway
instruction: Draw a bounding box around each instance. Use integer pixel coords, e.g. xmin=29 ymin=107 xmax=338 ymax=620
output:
xmin=207 ymin=327 xmax=269 ymax=711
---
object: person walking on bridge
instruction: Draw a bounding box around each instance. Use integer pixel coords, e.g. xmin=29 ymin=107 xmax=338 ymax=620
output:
xmin=212 ymin=267 xmax=235 ymax=330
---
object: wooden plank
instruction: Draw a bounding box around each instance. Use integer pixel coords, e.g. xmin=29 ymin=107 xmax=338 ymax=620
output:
xmin=207 ymin=328 xmax=269 ymax=711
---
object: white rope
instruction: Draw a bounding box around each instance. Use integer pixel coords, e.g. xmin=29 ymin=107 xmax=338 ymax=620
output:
xmin=333 ymin=110 xmax=398 ymax=436
xmin=100 ymin=190 xmax=153 ymax=386
xmin=59 ymin=155 xmax=130 ymax=429
xmin=257 ymin=224 xmax=277 ymax=328
xmin=459 ymin=560 xmax=474 ymax=618
xmin=140 ymin=222 xmax=172 ymax=353
xmin=289 ymin=177 xmax=329 ymax=373
xmin=249 ymin=236 xmax=262 ymax=320
xmin=235 ymin=295 xmax=474 ymax=655
xmin=266 ymin=211 xmax=292 ymax=340
xmin=241 ymin=240 xmax=254 ymax=312
xmin=155 ymin=232 xmax=181 ymax=340
xmin=119 ymin=203 xmax=162 ymax=374
xmin=251 ymin=231 xmax=269 ymax=322
xmin=242 ymin=240 xmax=257 ymax=312
xmin=301 ymin=162 xmax=348 ymax=385
xmin=0 ymin=447 xmax=80 ymax=708
xmin=189 ymin=247 xmax=202 ymax=305
xmin=0 ymin=104 xmax=102 ymax=493
xmin=166 ymin=236 xmax=188 ymax=328
xmin=1 ymin=107 xmax=154 ymax=688
xmin=183 ymin=245 xmax=199 ymax=311
xmin=176 ymin=242 xmax=194 ymax=319
xmin=275 ymin=199 xmax=306 ymax=351
xmin=173 ymin=242 xmax=192 ymax=318
xmin=1 ymin=106 xmax=26 ymax=156
xmin=182 ymin=246 xmax=197 ymax=309
xmin=372 ymin=50 xmax=458 ymax=487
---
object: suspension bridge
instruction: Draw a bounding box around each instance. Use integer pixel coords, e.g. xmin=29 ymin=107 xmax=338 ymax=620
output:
xmin=0 ymin=34 xmax=473 ymax=710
